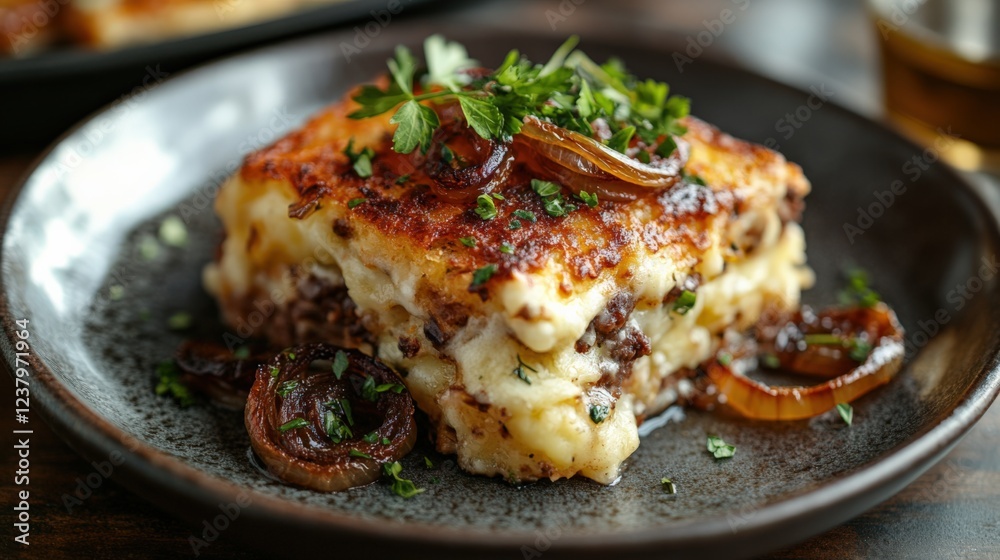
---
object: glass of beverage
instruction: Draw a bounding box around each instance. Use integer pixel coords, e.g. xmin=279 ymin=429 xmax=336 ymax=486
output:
xmin=868 ymin=0 xmax=1000 ymax=173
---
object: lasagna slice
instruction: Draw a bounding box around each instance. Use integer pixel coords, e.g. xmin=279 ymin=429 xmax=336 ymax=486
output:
xmin=205 ymin=79 xmax=811 ymax=485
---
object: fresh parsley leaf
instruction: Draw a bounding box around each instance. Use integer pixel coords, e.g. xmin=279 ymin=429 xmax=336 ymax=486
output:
xmin=361 ymin=376 xmax=378 ymax=401
xmin=353 ymin=153 xmax=373 ymax=177
xmin=849 ymin=339 xmax=872 ymax=362
xmin=606 ymin=125 xmax=636 ymax=153
xmin=375 ymin=382 xmax=406 ymax=394
xmin=387 ymin=44 xmax=417 ymax=95
xmin=531 ymin=178 xmax=561 ymax=197
xmin=332 ymin=350 xmax=349 ymax=379
xmin=839 ymin=268 xmax=881 ymax=308
xmin=513 ymin=354 xmax=536 ymax=385
xmin=349 ymin=84 xmax=409 ymax=119
xmin=279 ymin=418 xmax=309 ymax=433
xmin=324 ymin=410 xmax=353 ymax=443
xmin=577 ymin=191 xmax=598 ymax=208
xmin=349 ymin=449 xmax=372 ymax=459
xmin=509 ymin=219 xmax=522 ymax=230
xmin=390 ymin=100 xmax=440 ymax=154
xmin=836 ymin=403 xmax=854 ymax=426
xmin=395 ymin=174 xmax=410 ymax=185
xmin=589 ymin=404 xmax=610 ymax=424
xmin=277 ymin=380 xmax=298 ymax=398
xmin=383 ymin=461 xmax=425 ymax=498
xmin=512 ymin=209 xmax=537 ymax=223
xmin=672 ymin=290 xmax=696 ymax=315
xmin=459 ymin=95 xmax=504 ymax=140
xmin=269 ymin=366 xmax=280 ymax=378
xmin=661 ymin=477 xmax=677 ymax=494
xmin=706 ymin=435 xmax=736 ymax=459
xmin=500 ymin=242 xmax=514 ymax=254
xmin=167 ymin=311 xmax=192 ymax=331
xmin=424 ymin=34 xmax=476 ymax=90
xmin=155 ymin=361 xmax=194 ymax=407
xmin=717 ymin=352 xmax=733 ymax=367
xmin=682 ymin=170 xmax=707 ymax=186
xmin=363 ymin=432 xmax=379 ymax=444
xmin=459 ymin=236 xmax=477 ymax=248
xmin=656 ymin=135 xmax=678 ymax=158
xmin=760 ymin=353 xmax=781 ymax=369
xmin=348 ymin=197 xmax=366 ymax=209
xmin=543 ymin=194 xmax=577 ymax=217
xmin=424 ymin=456 xmax=435 ymax=469
xmin=474 ymin=193 xmax=497 ymax=220
xmin=469 ymin=264 xmax=498 ymax=288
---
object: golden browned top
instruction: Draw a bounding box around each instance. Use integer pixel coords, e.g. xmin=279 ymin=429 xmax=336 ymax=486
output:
xmin=238 ymin=86 xmax=808 ymax=293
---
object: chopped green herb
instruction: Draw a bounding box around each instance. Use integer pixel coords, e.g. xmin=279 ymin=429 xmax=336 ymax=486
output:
xmin=576 ymin=190 xmax=599 ymax=208
xmin=469 ymin=264 xmax=498 ymax=288
xmin=661 ymin=477 xmax=677 ymax=494
xmin=512 ymin=209 xmax=537 ymax=223
xmin=277 ymin=380 xmax=298 ymax=397
xmin=542 ymin=193 xmax=577 ymax=217
xmin=269 ymin=366 xmax=280 ymax=378
xmin=138 ymin=234 xmax=161 ymax=261
xmin=656 ymin=136 xmax=678 ymax=158
xmin=474 ymin=193 xmax=497 ymax=220
xmin=459 ymin=236 xmax=477 ymax=248
xmin=381 ymin=437 xmax=391 ymax=445
xmin=362 ymin=432 xmax=379 ymax=444
xmin=348 ymin=35 xmax=690 ymax=158
xmin=491 ymin=192 xmax=505 ymax=200
xmin=531 ymin=178 xmax=561 ymax=197
xmin=348 ymin=197 xmax=367 ymax=209
xmin=338 ymin=398 xmax=354 ymax=425
xmin=717 ymin=352 xmax=733 ymax=367
xmin=839 ymin=268 xmax=881 ymax=308
xmin=233 ymin=346 xmax=250 ymax=359
xmin=509 ymin=219 xmax=522 ymax=230
xmin=109 ymin=284 xmax=125 ymax=301
xmin=155 ymin=361 xmax=194 ymax=407
xmin=606 ymin=125 xmax=636 ymax=153
xmin=682 ymin=170 xmax=707 ymax=186
xmin=279 ymin=418 xmax=309 ymax=433
xmin=836 ymin=402 xmax=854 ymax=426
xmin=324 ymin=410 xmax=353 ymax=443
xmin=383 ymin=461 xmax=425 ymax=498
xmin=849 ymin=339 xmax=872 ymax=362
xmin=343 ymin=138 xmax=376 ymax=178
xmin=361 ymin=376 xmax=378 ymax=401
xmin=637 ymin=149 xmax=651 ymax=163
xmin=395 ymin=174 xmax=411 ymax=185
xmin=159 ymin=215 xmax=188 ymax=248
xmin=287 ymin=351 xmax=296 ymax=360
xmin=440 ymin=144 xmax=456 ymax=164
xmin=349 ymin=449 xmax=373 ymax=459
xmin=500 ymin=242 xmax=515 ymax=254
xmin=375 ymin=382 xmax=406 ymax=394
xmin=424 ymin=456 xmax=435 ymax=469
xmin=706 ymin=435 xmax=736 ymax=459
xmin=672 ymin=290 xmax=697 ymax=315
xmin=760 ymin=353 xmax=781 ymax=369
xmin=332 ymin=350 xmax=349 ymax=379
xmin=589 ymin=404 xmax=610 ymax=424
xmin=167 ymin=312 xmax=192 ymax=331
xmin=803 ymin=333 xmax=844 ymax=346
xmin=513 ymin=354 xmax=536 ymax=385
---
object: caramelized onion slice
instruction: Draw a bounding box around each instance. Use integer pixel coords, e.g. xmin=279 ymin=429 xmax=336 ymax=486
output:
xmin=245 ymin=342 xmax=416 ymax=492
xmin=708 ymin=303 xmax=905 ymax=420
xmin=175 ymin=340 xmax=267 ymax=409
xmin=518 ymin=115 xmax=687 ymax=188
xmin=423 ymin=102 xmax=514 ymax=203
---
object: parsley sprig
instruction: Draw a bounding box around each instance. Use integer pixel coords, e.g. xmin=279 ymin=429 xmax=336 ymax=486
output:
xmin=349 ymin=35 xmax=690 ymax=156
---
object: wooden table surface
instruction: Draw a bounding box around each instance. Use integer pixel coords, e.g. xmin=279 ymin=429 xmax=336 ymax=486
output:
xmin=1 ymin=146 xmax=999 ymax=560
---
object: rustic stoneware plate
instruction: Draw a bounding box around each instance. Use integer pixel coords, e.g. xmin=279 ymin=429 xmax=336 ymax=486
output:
xmin=3 ymin=25 xmax=1000 ymax=560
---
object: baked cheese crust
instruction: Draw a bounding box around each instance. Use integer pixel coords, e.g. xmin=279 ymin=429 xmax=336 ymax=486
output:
xmin=205 ymin=86 xmax=812 ymax=483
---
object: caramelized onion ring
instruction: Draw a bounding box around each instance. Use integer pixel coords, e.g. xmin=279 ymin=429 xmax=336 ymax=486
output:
xmin=245 ymin=343 xmax=416 ymax=491
xmin=707 ymin=303 xmax=905 ymax=420
xmin=518 ymin=115 xmax=687 ymax=188
xmin=423 ymin=103 xmax=514 ymax=203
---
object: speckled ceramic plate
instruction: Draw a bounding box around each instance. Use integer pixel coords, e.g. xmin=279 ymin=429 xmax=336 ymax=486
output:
xmin=3 ymin=25 xmax=1000 ymax=560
